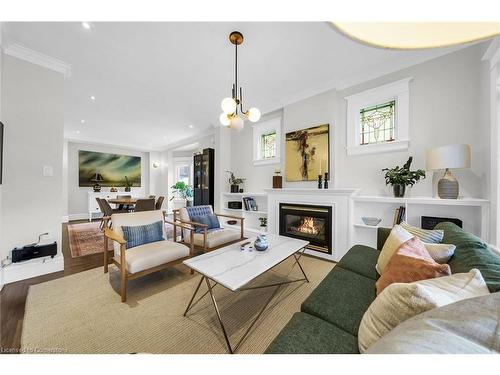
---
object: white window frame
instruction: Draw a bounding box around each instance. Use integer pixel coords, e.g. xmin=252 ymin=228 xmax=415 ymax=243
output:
xmin=252 ymin=117 xmax=281 ymax=166
xmin=173 ymin=156 xmax=193 ymax=186
xmin=345 ymin=77 xmax=412 ymax=156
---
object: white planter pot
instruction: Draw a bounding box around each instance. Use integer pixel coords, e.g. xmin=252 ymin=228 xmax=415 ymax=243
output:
xmin=173 ymin=198 xmax=187 ymax=210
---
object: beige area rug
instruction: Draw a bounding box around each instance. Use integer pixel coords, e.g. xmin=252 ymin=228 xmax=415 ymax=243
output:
xmin=21 ymin=256 xmax=334 ymax=354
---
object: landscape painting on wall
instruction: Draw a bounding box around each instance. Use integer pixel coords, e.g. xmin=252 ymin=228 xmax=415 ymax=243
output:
xmin=78 ymin=150 xmax=141 ymax=187
xmin=285 ymin=124 xmax=329 ymax=181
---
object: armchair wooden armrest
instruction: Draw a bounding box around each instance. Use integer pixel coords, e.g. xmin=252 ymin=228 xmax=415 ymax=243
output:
xmin=176 ymin=218 xmax=209 ymax=228
xmin=104 ymin=227 xmax=126 ymax=244
xmin=165 ymin=219 xmax=196 ymax=232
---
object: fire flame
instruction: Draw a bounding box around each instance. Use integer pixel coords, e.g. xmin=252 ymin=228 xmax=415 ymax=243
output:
xmin=295 ymin=217 xmax=320 ymax=235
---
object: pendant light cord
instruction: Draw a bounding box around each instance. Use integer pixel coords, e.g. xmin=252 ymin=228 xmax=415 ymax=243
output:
xmin=234 ymin=42 xmax=238 ymax=115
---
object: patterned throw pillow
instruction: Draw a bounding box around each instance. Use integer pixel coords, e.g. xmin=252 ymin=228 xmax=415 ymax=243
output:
xmin=400 ymin=221 xmax=444 ymax=243
xmin=122 ymin=221 xmax=164 ymax=249
xmin=376 ymin=237 xmax=451 ymax=294
xmin=191 ymin=214 xmax=221 ymax=233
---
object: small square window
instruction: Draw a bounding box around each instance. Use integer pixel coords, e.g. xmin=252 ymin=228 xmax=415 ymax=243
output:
xmin=261 ymin=131 xmax=277 ymax=159
xmin=359 ymin=100 xmax=396 ymax=145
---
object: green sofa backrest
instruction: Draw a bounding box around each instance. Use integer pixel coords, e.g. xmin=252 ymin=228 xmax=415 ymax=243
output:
xmin=435 ymin=222 xmax=500 ymax=293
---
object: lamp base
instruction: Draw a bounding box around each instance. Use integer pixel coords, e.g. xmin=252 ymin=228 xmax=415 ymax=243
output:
xmin=438 ymin=168 xmax=459 ymax=199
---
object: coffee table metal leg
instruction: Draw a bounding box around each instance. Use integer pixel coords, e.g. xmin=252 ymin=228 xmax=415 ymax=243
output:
xmin=183 ymin=275 xmax=205 ymax=316
xmin=293 ymin=248 xmax=309 ymax=283
xmin=205 ymin=277 xmax=234 ymax=354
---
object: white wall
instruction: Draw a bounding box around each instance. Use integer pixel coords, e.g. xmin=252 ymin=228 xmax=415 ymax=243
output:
xmin=66 ymin=141 xmax=151 ymax=219
xmin=1 ymin=55 xmax=64 ymax=259
xmin=230 ymin=43 xmax=490 ymax=200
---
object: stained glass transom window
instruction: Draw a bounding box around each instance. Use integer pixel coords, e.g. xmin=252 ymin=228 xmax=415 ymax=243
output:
xmin=261 ymin=131 xmax=277 ymax=159
xmin=360 ymin=100 xmax=396 ymax=145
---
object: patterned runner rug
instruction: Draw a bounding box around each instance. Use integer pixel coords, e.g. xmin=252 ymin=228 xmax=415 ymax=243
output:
xmin=67 ymin=222 xmax=112 ymax=258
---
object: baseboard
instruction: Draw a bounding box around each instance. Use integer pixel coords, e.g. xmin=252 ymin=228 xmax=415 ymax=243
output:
xmin=3 ymin=255 xmax=64 ymax=285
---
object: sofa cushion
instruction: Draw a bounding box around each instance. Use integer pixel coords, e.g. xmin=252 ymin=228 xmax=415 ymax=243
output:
xmin=185 ymin=228 xmax=241 ymax=248
xmin=301 ymin=266 xmax=376 ymax=336
xmin=436 ymin=222 xmax=500 ymax=292
xmin=265 ymin=312 xmax=359 ymax=354
xmin=337 ymin=245 xmax=380 ymax=280
xmin=366 ymin=291 xmax=500 ymax=354
xmin=114 ymin=240 xmax=189 ymax=274
xmin=376 ymin=225 xmax=414 ymax=275
xmin=122 ymin=221 xmax=164 ymax=249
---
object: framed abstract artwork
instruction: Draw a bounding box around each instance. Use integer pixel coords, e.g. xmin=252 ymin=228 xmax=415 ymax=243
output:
xmin=78 ymin=150 xmax=141 ymax=187
xmin=285 ymin=124 xmax=330 ymax=182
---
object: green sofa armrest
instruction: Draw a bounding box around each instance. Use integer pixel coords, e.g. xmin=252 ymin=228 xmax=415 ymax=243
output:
xmin=377 ymin=227 xmax=392 ymax=250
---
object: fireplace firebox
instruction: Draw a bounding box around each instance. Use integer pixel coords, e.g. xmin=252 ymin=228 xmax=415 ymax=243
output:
xmin=279 ymin=203 xmax=332 ymax=255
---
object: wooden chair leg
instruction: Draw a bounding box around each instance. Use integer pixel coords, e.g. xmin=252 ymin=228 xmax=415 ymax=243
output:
xmin=120 ymin=244 xmax=127 ymax=302
xmin=104 ymin=235 xmax=109 ymax=274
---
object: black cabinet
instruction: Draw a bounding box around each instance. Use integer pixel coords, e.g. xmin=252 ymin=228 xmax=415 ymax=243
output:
xmin=193 ymin=148 xmax=214 ymax=207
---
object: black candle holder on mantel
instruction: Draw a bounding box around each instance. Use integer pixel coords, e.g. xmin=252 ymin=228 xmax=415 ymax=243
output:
xmin=324 ymin=172 xmax=329 ymax=189
xmin=317 ymin=174 xmax=323 ymax=189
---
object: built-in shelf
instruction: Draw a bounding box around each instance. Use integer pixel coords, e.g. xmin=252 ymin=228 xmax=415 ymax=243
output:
xmin=222 ymin=192 xmax=267 ymax=197
xmin=224 ymin=208 xmax=267 ymax=215
xmin=353 ymin=223 xmax=381 ymax=229
xmin=351 ymin=195 xmax=489 ymax=206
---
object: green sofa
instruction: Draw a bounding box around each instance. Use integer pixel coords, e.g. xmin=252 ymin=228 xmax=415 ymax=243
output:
xmin=265 ymin=222 xmax=500 ymax=354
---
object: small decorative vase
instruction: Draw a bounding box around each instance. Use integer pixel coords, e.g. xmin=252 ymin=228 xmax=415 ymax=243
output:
xmin=393 ymin=184 xmax=406 ymax=197
xmin=124 ymin=186 xmax=131 ymax=192
xmin=254 ymin=235 xmax=269 ymax=252
xmin=230 ymin=184 xmax=239 ymax=193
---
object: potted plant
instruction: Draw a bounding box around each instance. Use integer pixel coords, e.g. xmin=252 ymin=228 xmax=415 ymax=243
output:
xmin=124 ymin=176 xmax=132 ymax=192
xmin=226 ymin=170 xmax=245 ymax=193
xmin=170 ymin=181 xmax=193 ymax=209
xmin=258 ymin=217 xmax=267 ymax=232
xmin=382 ymin=157 xmax=425 ymax=197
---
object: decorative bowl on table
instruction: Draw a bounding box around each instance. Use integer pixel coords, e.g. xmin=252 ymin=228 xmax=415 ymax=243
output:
xmin=361 ymin=217 xmax=382 ymax=226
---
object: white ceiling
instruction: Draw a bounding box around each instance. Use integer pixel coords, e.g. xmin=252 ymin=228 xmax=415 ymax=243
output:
xmin=3 ymin=22 xmax=461 ymax=151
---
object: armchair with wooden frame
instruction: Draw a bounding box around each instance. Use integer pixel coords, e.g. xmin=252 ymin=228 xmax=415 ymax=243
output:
xmin=103 ymin=210 xmax=196 ymax=302
xmin=173 ymin=205 xmax=245 ymax=253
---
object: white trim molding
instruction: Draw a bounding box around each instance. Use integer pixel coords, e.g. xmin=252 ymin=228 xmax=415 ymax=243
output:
xmin=3 ymin=256 xmax=64 ymax=285
xmin=345 ymin=77 xmax=412 ymax=156
xmin=4 ymin=43 xmax=72 ymax=78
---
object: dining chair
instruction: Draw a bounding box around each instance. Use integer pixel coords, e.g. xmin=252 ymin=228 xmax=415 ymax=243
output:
xmin=134 ymin=198 xmax=156 ymax=212
xmin=149 ymin=195 xmax=156 ymax=199
xmin=100 ymin=198 xmax=128 ymax=227
xmin=155 ymin=196 xmax=165 ymax=210
xmin=96 ymin=198 xmax=107 ymax=229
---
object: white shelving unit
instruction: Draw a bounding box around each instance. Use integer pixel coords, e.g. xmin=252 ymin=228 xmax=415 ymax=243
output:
xmin=220 ymin=192 xmax=268 ymax=235
xmin=350 ymin=195 xmax=489 ymax=248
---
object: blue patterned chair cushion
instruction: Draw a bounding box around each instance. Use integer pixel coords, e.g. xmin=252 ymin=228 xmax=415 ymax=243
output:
xmin=191 ymin=214 xmax=221 ymax=233
xmin=122 ymin=221 xmax=165 ymax=249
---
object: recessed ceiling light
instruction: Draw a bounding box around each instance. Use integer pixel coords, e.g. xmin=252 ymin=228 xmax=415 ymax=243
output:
xmin=80 ymin=119 xmax=85 ymax=124
xmin=76 ymin=130 xmax=81 ymax=134
xmin=90 ymin=96 xmax=96 ymax=101
xmin=188 ymin=124 xmax=194 ymax=129
xmin=82 ymin=22 xmax=91 ymax=30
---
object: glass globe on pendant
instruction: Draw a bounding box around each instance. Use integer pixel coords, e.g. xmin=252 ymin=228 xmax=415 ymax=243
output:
xmin=219 ymin=113 xmax=231 ymax=127
xmin=247 ymin=107 xmax=261 ymax=122
xmin=229 ymin=116 xmax=244 ymax=130
xmin=221 ymin=97 xmax=237 ymax=114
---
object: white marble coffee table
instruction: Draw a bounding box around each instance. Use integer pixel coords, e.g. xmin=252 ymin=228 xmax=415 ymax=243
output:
xmin=183 ymin=234 xmax=309 ymax=354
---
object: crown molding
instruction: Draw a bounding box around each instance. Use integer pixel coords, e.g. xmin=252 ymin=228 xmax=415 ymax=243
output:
xmin=482 ymin=37 xmax=500 ymax=69
xmin=4 ymin=43 xmax=71 ymax=78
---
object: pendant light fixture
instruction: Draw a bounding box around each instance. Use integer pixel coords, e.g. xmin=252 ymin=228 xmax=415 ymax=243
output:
xmin=220 ymin=31 xmax=261 ymax=130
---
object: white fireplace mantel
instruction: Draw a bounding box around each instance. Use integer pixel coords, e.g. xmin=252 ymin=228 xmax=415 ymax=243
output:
xmin=265 ymin=188 xmax=359 ymax=261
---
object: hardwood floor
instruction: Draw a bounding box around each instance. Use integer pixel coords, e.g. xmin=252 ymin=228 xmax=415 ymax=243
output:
xmin=0 ymin=219 xmax=113 ymax=353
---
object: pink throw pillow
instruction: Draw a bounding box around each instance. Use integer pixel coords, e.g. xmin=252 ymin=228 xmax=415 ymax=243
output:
xmin=376 ymin=237 xmax=451 ymax=294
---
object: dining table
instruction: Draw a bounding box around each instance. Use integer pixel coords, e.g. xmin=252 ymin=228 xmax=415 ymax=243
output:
xmin=107 ymin=197 xmax=142 ymax=206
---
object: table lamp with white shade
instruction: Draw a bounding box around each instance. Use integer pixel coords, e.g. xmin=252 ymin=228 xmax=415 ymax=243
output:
xmin=426 ymin=144 xmax=471 ymax=199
